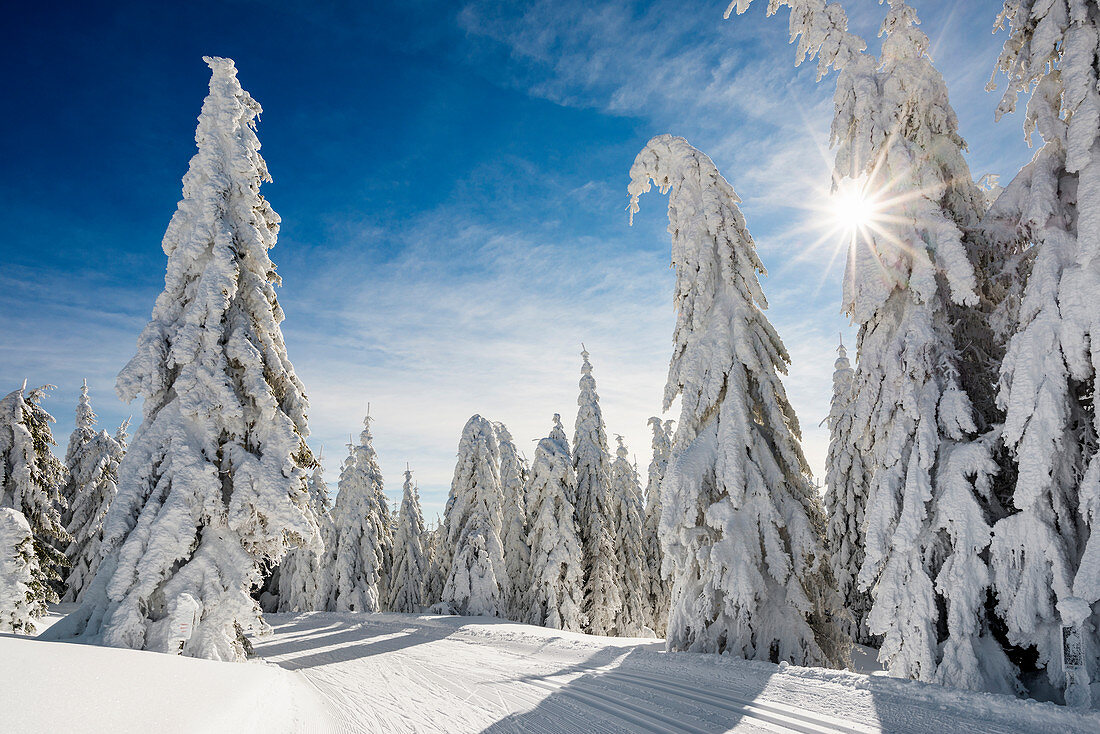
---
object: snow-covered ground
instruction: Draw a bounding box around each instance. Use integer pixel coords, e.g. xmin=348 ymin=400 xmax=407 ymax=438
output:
xmin=6 ymin=608 xmax=1100 ymax=733
xmin=255 ymin=612 xmax=1098 ymax=733
xmin=1 ymin=607 xmax=332 ymax=734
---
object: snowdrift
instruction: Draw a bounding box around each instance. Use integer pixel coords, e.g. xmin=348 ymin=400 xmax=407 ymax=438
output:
xmin=0 ymin=632 xmax=333 ymax=734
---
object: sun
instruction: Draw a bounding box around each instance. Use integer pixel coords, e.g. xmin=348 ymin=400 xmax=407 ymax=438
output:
xmin=831 ymin=183 xmax=878 ymax=235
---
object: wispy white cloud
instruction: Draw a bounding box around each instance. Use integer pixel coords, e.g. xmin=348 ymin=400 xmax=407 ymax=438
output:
xmin=282 ymin=201 xmax=676 ymax=517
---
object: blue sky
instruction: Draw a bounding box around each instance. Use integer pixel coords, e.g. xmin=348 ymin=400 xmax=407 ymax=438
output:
xmin=1 ymin=0 xmax=1032 ymax=519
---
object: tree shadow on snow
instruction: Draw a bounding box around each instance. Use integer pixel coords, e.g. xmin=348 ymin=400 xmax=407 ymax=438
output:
xmin=253 ymin=613 xmax=458 ymax=671
xmin=480 ymin=645 xmax=775 ymax=734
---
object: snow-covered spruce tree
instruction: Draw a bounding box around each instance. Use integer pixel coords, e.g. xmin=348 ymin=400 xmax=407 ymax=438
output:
xmin=525 ymin=414 xmax=586 ymax=631
xmin=61 ymin=386 xmax=126 ymax=603
xmin=822 ymin=337 xmax=872 ymax=644
xmin=986 ymin=0 xmax=1100 ymax=702
xmin=278 ymin=458 xmax=331 ymax=612
xmin=497 ymin=422 xmax=530 ymax=621
xmin=114 ymin=417 xmax=131 ymax=448
xmin=610 ymin=435 xmax=648 ymax=636
xmin=628 ymin=134 xmax=846 ymax=667
xmin=325 ymin=416 xmax=392 ymax=613
xmin=572 ymin=348 xmax=622 ymax=635
xmin=422 ymin=521 xmax=445 ymax=608
xmin=733 ymin=0 xmax=1018 ymax=691
xmin=59 ymin=380 xmax=97 ymax=531
xmin=0 ymin=385 xmax=68 ymax=614
xmin=643 ymin=417 xmax=674 ymax=635
xmin=0 ymin=508 xmax=41 ymax=634
xmin=387 ymin=468 xmax=427 ymax=613
xmin=851 ymin=3 xmax=1015 ymax=692
xmin=441 ymin=415 xmax=508 ymax=617
xmin=42 ymin=58 xmax=320 ymax=661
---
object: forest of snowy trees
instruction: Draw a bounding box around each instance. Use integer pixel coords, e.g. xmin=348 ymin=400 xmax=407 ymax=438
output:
xmin=3 ymin=0 xmax=1100 ymax=713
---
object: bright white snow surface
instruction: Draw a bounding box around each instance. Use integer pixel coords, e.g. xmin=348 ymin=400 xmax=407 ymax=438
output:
xmin=2 ymin=607 xmax=332 ymax=734
xmin=7 ymin=608 xmax=1100 ymax=733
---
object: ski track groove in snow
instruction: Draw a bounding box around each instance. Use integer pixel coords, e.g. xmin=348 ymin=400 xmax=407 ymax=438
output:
xmin=517 ymin=676 xmax=704 ymax=734
xmin=251 ymin=612 xmax=1100 ymax=734
xmin=594 ymin=670 xmax=871 ymax=734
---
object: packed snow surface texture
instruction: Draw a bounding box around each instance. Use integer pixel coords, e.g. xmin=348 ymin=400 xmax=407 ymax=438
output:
xmin=10 ymin=608 xmax=1100 ymax=732
xmin=254 ymin=614 xmax=1100 ymax=734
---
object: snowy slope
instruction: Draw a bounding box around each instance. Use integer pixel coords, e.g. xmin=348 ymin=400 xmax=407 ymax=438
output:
xmin=6 ymin=608 xmax=1100 ymax=733
xmin=1 ymin=609 xmax=332 ymax=734
xmin=254 ymin=612 xmax=1099 ymax=733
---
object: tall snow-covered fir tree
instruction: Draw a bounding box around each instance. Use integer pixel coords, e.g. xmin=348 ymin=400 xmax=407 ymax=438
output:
xmin=628 ymin=134 xmax=846 ymax=667
xmin=497 ymin=422 xmax=530 ymax=621
xmin=572 ymin=348 xmax=622 ymax=635
xmin=441 ymin=415 xmax=508 ymax=617
xmin=59 ymin=380 xmax=97 ymax=531
xmin=849 ymin=3 xmax=1014 ymax=693
xmin=0 ymin=508 xmax=40 ymax=634
xmin=278 ymin=457 xmax=331 ymax=612
xmin=643 ymin=416 xmax=673 ymax=635
xmin=42 ymin=58 xmax=320 ymax=661
xmin=986 ymin=0 xmax=1100 ymax=703
xmin=387 ymin=467 xmax=427 ymax=614
xmin=525 ymin=414 xmax=586 ymax=631
xmin=0 ymin=385 xmax=68 ymax=617
xmin=822 ymin=337 xmax=871 ymax=644
xmin=60 ymin=383 xmax=127 ymax=603
xmin=423 ymin=521 xmax=446 ymax=608
xmin=610 ymin=435 xmax=648 ymax=636
xmin=734 ymin=0 xmax=1017 ymax=691
xmin=325 ymin=416 xmax=392 ymax=613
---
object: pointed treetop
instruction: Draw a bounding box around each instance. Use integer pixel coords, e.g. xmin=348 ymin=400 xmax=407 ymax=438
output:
xmin=614 ymin=435 xmax=629 ymax=460
xmin=360 ymin=412 xmax=373 ymax=446
xmin=115 ymin=416 xmax=131 ymax=446
xmin=549 ymin=414 xmax=567 ymax=445
xmin=203 ymin=55 xmax=238 ymax=77
xmin=580 ymin=348 xmax=596 ymax=381
xmin=834 ymin=335 xmax=852 ymax=372
xmin=879 ymin=0 xmax=928 ymax=62
xmin=403 ymin=465 xmax=413 ymax=489
xmin=75 ymin=379 xmax=96 ymax=431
